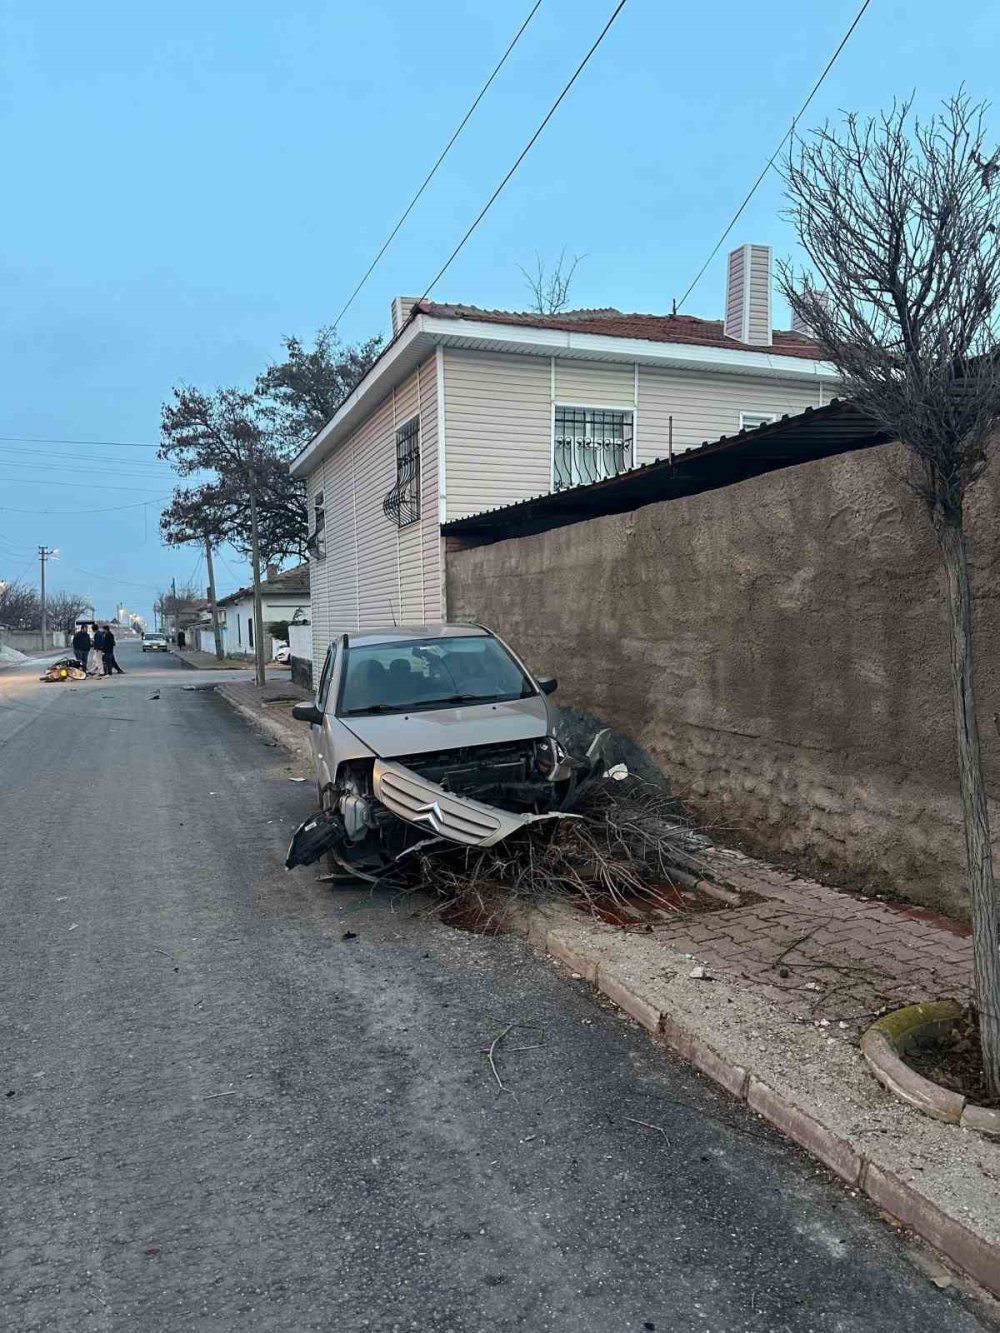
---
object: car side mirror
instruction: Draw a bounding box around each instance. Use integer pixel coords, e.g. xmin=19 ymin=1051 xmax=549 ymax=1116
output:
xmin=292 ymin=702 xmax=324 ymax=725
xmin=536 ymin=676 xmax=558 ymax=696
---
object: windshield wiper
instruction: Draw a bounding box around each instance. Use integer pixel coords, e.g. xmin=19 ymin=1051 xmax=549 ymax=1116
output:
xmin=343 ymin=692 xmax=521 ymax=717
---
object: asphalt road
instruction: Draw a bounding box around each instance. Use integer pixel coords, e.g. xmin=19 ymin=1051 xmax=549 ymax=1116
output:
xmin=1 ymin=643 xmax=994 ymax=1332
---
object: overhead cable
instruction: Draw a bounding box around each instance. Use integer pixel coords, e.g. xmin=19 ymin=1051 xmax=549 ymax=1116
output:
xmin=332 ymin=0 xmax=545 ymax=329
xmin=418 ymin=0 xmax=629 ymax=302
xmin=675 ymin=0 xmax=873 ymax=311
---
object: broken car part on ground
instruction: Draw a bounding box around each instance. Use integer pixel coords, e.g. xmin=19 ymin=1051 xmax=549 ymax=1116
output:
xmin=285 ymin=624 xmax=615 ymax=879
xmin=39 ymin=658 xmax=88 ymax=683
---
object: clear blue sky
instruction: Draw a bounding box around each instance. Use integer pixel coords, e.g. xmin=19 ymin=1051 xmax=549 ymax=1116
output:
xmin=1 ymin=0 xmax=994 ymax=620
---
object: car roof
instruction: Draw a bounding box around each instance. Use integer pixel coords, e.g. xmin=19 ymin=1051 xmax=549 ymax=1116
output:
xmin=345 ymin=622 xmax=489 ymax=649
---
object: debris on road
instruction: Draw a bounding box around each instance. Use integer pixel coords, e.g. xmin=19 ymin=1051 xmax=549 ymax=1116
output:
xmin=39 ymin=658 xmax=87 ymax=683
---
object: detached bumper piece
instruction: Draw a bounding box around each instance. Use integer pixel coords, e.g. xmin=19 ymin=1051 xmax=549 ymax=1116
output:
xmin=372 ymin=759 xmax=576 ymax=849
xmin=285 ymin=808 xmax=345 ymax=869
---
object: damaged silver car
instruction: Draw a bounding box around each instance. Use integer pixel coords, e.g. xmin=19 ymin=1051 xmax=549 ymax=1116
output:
xmin=285 ymin=624 xmax=608 ymax=879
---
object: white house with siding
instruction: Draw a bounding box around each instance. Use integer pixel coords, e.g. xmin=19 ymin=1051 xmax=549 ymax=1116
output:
xmin=290 ymin=245 xmax=840 ymax=677
xmin=216 ymin=565 xmax=310 ymax=660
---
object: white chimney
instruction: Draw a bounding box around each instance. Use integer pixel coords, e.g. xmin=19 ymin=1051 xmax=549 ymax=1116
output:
xmin=790 ymin=291 xmax=829 ymax=338
xmin=724 ymin=244 xmax=772 ymax=346
xmin=390 ymin=296 xmax=421 ymax=336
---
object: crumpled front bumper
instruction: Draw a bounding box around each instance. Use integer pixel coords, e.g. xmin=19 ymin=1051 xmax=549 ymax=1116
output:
xmin=370 ymin=731 xmax=610 ymax=849
xmin=372 ymin=759 xmax=578 ymax=847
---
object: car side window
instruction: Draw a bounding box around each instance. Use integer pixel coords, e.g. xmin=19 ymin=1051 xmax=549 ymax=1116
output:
xmin=317 ymin=646 xmax=337 ymax=712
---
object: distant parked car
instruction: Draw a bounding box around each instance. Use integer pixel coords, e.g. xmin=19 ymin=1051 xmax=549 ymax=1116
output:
xmin=142 ymin=633 xmax=169 ymax=652
xmin=273 ymin=641 xmax=291 ymax=664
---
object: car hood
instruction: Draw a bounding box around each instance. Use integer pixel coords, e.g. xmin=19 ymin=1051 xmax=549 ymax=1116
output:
xmin=338 ymin=696 xmax=549 ymax=758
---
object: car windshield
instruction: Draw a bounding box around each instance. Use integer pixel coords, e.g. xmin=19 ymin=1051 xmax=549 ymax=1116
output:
xmin=338 ymin=635 xmax=535 ymax=716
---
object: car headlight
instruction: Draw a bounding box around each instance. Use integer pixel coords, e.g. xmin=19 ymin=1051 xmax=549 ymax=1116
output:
xmin=533 ymin=736 xmax=566 ymax=777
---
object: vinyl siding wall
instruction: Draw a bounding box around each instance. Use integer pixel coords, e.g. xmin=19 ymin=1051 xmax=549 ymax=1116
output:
xmin=306 ymin=357 xmax=441 ymax=676
xmin=636 ymin=365 xmax=827 ymax=462
xmin=442 ymin=347 xmax=830 ymax=519
xmin=746 ymin=246 xmax=773 ymax=345
xmin=443 ymin=349 xmax=551 ymax=520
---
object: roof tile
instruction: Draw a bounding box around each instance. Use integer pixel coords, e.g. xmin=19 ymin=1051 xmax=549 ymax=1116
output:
xmin=415 ymin=302 xmax=826 ymax=361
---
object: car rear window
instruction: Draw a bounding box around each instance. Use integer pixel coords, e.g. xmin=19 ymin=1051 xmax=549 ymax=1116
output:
xmin=338 ymin=635 xmax=534 ymax=716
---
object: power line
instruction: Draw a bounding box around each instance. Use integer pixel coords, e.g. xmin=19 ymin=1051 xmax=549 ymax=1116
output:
xmin=56 ymin=560 xmax=164 ymax=591
xmin=676 ymin=0 xmax=874 ymax=312
xmin=0 ymin=448 xmax=172 ymax=472
xmin=0 ymin=494 xmax=173 ymax=516
xmin=2 ymin=554 xmax=37 ymax=586
xmin=333 ymin=0 xmax=545 ymax=329
xmin=418 ymin=0 xmax=629 ymax=303
xmin=0 ymin=473 xmax=167 ymax=493
xmin=0 ymin=531 xmax=33 ymax=557
xmin=0 ymin=434 xmax=159 ymax=449
xmin=186 ymin=550 xmax=204 ymax=591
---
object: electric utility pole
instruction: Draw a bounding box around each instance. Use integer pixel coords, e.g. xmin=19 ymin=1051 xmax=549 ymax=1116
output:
xmin=38 ymin=546 xmax=55 ymax=649
xmin=203 ymin=532 xmax=224 ymax=661
xmin=248 ymin=481 xmax=266 ymax=687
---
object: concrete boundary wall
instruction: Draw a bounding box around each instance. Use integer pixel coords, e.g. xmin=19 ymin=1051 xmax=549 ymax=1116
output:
xmin=0 ymin=629 xmax=66 ymax=652
xmin=446 ymin=440 xmax=1000 ymax=919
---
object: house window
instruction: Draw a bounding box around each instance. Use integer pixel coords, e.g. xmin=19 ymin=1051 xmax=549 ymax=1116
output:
xmin=554 ymin=407 xmax=633 ymax=491
xmin=307 ymin=490 xmax=326 ymax=559
xmin=739 ymin=411 xmax=777 ymax=431
xmin=248 ymin=615 xmax=253 ymax=649
xmin=382 ymin=416 xmax=420 ymax=527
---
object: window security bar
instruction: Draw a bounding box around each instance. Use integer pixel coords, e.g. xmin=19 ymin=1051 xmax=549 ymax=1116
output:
xmin=554 ymin=407 xmax=633 ymax=491
xmin=383 ymin=417 xmax=421 ymax=527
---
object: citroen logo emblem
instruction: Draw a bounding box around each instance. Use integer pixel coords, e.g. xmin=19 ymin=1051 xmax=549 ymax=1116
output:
xmin=412 ymin=801 xmax=445 ymax=831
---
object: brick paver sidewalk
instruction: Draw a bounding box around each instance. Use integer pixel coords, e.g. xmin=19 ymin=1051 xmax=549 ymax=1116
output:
xmin=655 ymin=849 xmax=972 ymax=1031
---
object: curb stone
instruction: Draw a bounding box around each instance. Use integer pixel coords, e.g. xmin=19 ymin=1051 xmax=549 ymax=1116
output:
xmin=659 ymin=1014 xmax=749 ymax=1100
xmin=861 ymin=1003 xmax=1000 ymax=1136
xmin=862 ymin=1164 xmax=1000 ymax=1297
xmin=216 ymin=685 xmax=312 ymax=767
xmin=746 ymin=1077 xmax=863 ymax=1185
xmin=596 ymin=961 xmax=664 ymax=1033
xmin=524 ymin=915 xmax=1000 ymax=1298
xmin=860 ymin=1028 xmax=966 ymax=1124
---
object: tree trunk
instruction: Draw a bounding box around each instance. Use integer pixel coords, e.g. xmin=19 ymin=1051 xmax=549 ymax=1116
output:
xmin=249 ymin=484 xmax=267 ymax=689
xmin=203 ymin=535 xmax=224 ymax=661
xmin=937 ymin=515 xmax=1000 ymax=1097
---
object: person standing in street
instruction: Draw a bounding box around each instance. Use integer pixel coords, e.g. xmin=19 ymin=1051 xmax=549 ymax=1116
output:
xmin=102 ymin=624 xmax=124 ymax=675
xmin=90 ymin=623 xmax=106 ymax=675
xmin=71 ymin=624 xmax=91 ymax=672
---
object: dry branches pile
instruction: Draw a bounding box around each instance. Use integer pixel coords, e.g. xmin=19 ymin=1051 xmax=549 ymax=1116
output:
xmin=399 ymin=776 xmax=717 ymax=930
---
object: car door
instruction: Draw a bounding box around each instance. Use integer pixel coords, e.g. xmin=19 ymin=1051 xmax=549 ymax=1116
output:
xmin=311 ymin=644 xmax=338 ymax=793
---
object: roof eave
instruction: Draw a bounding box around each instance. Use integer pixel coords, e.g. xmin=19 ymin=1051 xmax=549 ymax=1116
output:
xmin=290 ymin=313 xmax=841 ymax=478
xmin=421 ymin=315 xmax=839 ymax=381
xmin=290 ymin=316 xmax=435 ymax=477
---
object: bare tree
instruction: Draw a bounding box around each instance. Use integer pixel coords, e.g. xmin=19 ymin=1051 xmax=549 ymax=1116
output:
xmin=46 ymin=591 xmax=91 ymax=635
xmin=518 ymin=249 xmax=584 ymax=314
xmin=0 ymin=581 xmax=40 ymax=630
xmin=780 ymin=92 xmax=1000 ymax=1093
